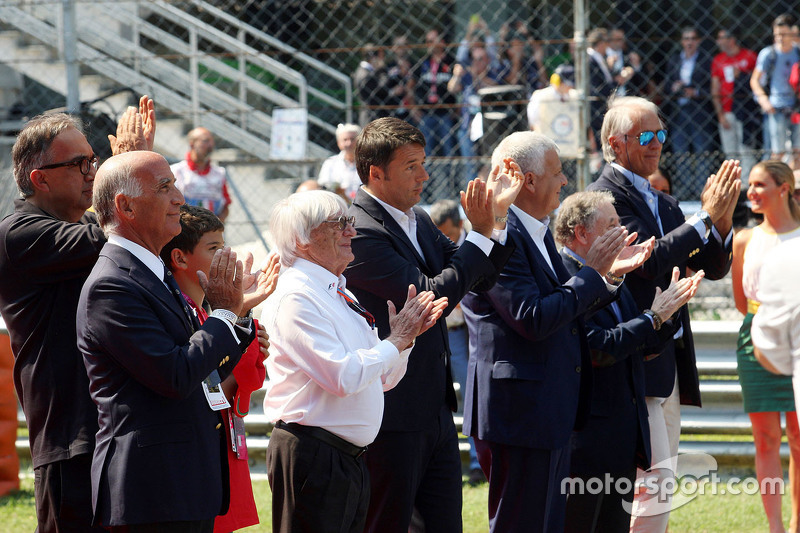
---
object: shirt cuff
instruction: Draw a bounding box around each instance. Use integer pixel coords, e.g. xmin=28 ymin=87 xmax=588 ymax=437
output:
xmin=465 ymin=230 xmax=496 ymax=256
xmin=209 ymin=310 xmax=238 ymax=339
xmin=685 ymin=215 xmax=709 ymax=244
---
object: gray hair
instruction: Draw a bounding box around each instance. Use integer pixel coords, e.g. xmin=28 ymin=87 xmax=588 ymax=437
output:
xmin=490 ymin=131 xmax=559 ymax=176
xmin=601 ymin=96 xmax=662 ymax=163
xmin=11 ymin=113 xmax=83 ymax=198
xmin=269 ymin=190 xmax=348 ymax=267
xmin=554 ymin=190 xmax=615 ymax=245
xmin=429 ymin=199 xmax=461 ymax=226
xmin=93 ymin=162 xmax=143 ymax=233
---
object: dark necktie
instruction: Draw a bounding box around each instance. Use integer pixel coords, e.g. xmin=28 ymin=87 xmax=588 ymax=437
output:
xmin=337 ymin=287 xmax=376 ymax=329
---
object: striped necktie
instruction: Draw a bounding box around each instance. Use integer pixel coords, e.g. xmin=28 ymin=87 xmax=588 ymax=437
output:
xmin=337 ymin=287 xmax=376 ymax=329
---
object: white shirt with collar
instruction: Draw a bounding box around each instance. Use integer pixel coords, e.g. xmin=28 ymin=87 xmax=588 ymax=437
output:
xmin=510 ymin=204 xmax=555 ymax=274
xmin=363 ymin=187 xmax=507 ymax=259
xmin=261 ymin=258 xmax=411 ymax=447
xmin=107 ymin=234 xmax=238 ymax=337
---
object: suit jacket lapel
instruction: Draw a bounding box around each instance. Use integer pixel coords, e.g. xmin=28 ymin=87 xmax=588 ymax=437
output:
xmin=414 ymin=207 xmax=442 ymax=274
xmin=607 ymin=166 xmax=662 ymax=237
xmin=104 ymin=245 xmax=195 ymax=336
xmin=508 ymin=210 xmax=559 ymax=285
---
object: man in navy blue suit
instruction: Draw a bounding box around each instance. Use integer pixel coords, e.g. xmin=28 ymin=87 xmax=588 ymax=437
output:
xmin=78 ymin=151 xmax=254 ymax=532
xmin=461 ymin=131 xmax=653 ymax=533
xmin=587 ymin=96 xmax=739 ymax=530
xmin=554 ymin=191 xmax=703 ymax=532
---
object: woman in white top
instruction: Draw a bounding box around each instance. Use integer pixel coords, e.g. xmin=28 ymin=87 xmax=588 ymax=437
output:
xmin=732 ymin=160 xmax=800 ymax=533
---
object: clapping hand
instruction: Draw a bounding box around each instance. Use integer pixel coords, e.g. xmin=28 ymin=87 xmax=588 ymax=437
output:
xmin=199 ymin=247 xmax=244 ymax=317
xmin=700 ymin=159 xmax=741 ymax=237
xmin=487 ymin=158 xmax=525 ymax=229
xmin=241 ymin=252 xmax=281 ymax=313
xmin=386 ymin=285 xmax=448 ymax=351
xmin=108 ymin=95 xmax=157 ymax=155
xmin=610 ymin=234 xmax=655 ymax=276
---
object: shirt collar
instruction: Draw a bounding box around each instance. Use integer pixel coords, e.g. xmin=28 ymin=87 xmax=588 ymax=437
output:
xmin=185 ymin=151 xmax=211 ymax=175
xmin=561 ymin=245 xmax=585 ymax=266
xmin=610 ymin=162 xmax=653 ymax=195
xmin=510 ymin=204 xmax=550 ymax=241
xmin=292 ymin=257 xmax=348 ymax=299
xmin=107 ymin=234 xmax=165 ymax=280
xmin=363 ymin=188 xmax=416 ymax=228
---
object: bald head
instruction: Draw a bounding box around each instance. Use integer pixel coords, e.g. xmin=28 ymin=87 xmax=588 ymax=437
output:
xmin=94 ymin=151 xmax=185 ymax=254
xmin=187 ymin=127 xmax=215 ymax=163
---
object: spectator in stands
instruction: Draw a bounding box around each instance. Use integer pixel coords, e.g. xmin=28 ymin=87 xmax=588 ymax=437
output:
xmin=606 ymin=28 xmax=649 ymax=97
xmin=171 ymin=127 xmax=232 ymax=221
xmin=751 ymin=14 xmax=800 ymax=168
xmin=160 ymin=204 xmax=279 ymax=533
xmin=526 ymin=64 xmax=578 ymax=132
xmin=318 ymin=123 xmax=361 ymax=202
xmin=556 ymin=191 xmax=701 ymax=533
xmin=0 ymin=98 xmax=153 ymax=533
xmin=411 ymin=27 xmax=458 ymax=159
xmin=587 ymin=96 xmax=740 ymax=531
xmin=429 ymin=198 xmax=484 ymax=485
xmin=586 ymin=28 xmax=617 ymax=147
xmin=647 ymin=166 xmax=673 ymax=195
xmin=666 ymin=27 xmax=716 ymax=199
xmin=261 ymin=190 xmax=446 ymax=533
xmin=497 ymin=21 xmax=546 ymax=96
xmin=448 ymin=43 xmax=503 ymax=180
xmin=354 ymin=44 xmax=390 ymax=126
xmin=712 ymin=28 xmax=759 ymax=181
xmin=455 ymin=15 xmax=499 ymax=71
xmin=732 ymin=160 xmax=800 ymax=533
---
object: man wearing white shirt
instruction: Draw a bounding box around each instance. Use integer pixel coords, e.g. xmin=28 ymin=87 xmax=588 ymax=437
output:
xmin=318 ymin=123 xmax=362 ymax=201
xmin=587 ymin=96 xmax=740 ymax=531
xmin=262 ymin=190 xmax=445 ymax=533
xmin=344 ymin=117 xmax=522 ymax=533
xmin=77 ymin=151 xmax=255 ymax=531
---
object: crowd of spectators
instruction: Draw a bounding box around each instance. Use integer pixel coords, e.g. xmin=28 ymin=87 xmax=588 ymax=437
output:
xmin=349 ymin=14 xmax=800 ymax=200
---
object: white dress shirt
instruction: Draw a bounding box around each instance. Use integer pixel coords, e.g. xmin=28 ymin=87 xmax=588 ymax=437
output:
xmin=261 ymin=258 xmax=411 ymax=446
xmin=510 ymin=204 xmax=555 ymax=274
xmin=318 ymin=152 xmax=361 ymax=201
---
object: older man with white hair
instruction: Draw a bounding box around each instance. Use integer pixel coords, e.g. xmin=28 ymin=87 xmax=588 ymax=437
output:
xmin=587 ymin=95 xmax=740 ymax=531
xmin=319 ymin=123 xmax=362 ymax=201
xmin=261 ymin=190 xmax=447 ymax=533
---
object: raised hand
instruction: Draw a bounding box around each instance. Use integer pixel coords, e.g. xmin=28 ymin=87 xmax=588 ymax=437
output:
xmin=610 ymin=234 xmax=655 ymax=276
xmin=487 ymin=158 xmax=525 ymax=228
xmin=198 ymin=247 xmax=244 ymax=316
xmin=584 ymin=226 xmax=629 ymax=276
xmin=139 ymin=95 xmax=156 ymax=151
xmin=460 ymin=178 xmax=494 ymax=238
xmin=241 ymin=252 xmax=281 ymax=313
xmin=701 ymin=159 xmax=741 ymax=236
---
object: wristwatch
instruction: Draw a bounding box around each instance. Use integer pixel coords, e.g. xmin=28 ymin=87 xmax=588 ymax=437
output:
xmin=211 ymin=309 xmax=238 ymax=325
xmin=643 ymin=309 xmax=663 ymax=331
xmin=695 ymin=210 xmax=713 ymax=239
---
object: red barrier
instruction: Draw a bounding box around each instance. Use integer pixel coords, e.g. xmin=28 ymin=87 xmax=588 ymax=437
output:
xmin=0 ymin=329 xmax=19 ymax=496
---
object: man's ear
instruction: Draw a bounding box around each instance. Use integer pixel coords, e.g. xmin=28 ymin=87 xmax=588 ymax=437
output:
xmin=608 ymin=134 xmax=622 ymax=155
xmin=524 ymin=171 xmax=537 ymax=193
xmin=368 ymin=164 xmax=384 ymax=184
xmin=115 ymin=194 xmax=134 ymax=221
xmin=169 ymin=248 xmax=189 ymax=271
xmin=574 ymin=224 xmax=589 ymax=246
xmin=29 ymin=170 xmax=50 ymax=193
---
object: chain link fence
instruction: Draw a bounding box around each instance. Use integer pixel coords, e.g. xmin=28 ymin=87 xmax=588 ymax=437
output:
xmin=0 ymin=0 xmax=793 ymax=318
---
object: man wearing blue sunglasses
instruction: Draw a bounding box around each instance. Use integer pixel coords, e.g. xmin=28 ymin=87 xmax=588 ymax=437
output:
xmin=588 ymin=96 xmax=741 ymax=532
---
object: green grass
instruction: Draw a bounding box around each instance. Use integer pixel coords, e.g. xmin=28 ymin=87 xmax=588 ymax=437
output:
xmin=1 ymin=475 xmax=796 ymax=532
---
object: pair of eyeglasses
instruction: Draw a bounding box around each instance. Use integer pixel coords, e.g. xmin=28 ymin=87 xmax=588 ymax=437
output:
xmin=38 ymin=155 xmax=98 ymax=176
xmin=629 ymin=130 xmax=667 ymax=146
xmin=323 ymin=215 xmax=355 ymax=231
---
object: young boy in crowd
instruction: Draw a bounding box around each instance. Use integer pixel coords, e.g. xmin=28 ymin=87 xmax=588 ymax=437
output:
xmin=160 ymin=204 xmax=279 ymax=532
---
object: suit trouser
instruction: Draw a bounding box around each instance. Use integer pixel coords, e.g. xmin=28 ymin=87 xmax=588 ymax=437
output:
xmin=107 ymin=520 xmax=214 ymax=533
xmin=267 ymin=424 xmax=370 ymax=533
xmin=629 ymin=375 xmax=681 ymax=533
xmin=363 ymin=404 xmax=462 ymax=533
xmin=473 ymin=437 xmax=571 ymax=533
xmin=563 ymin=468 xmax=637 ymax=533
xmin=33 ymin=452 xmax=106 ymax=533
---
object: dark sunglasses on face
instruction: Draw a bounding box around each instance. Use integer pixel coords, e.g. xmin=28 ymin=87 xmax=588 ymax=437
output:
xmin=630 ymin=130 xmax=667 ymax=146
xmin=323 ymin=215 xmax=355 ymax=231
xmin=38 ymin=155 xmax=99 ymax=176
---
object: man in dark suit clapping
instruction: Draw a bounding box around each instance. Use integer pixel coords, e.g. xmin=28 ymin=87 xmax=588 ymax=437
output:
xmin=77 ymin=151 xmax=254 ymax=532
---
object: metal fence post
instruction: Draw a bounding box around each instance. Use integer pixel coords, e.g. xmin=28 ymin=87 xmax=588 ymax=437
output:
xmin=62 ymin=0 xmax=79 ymax=113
